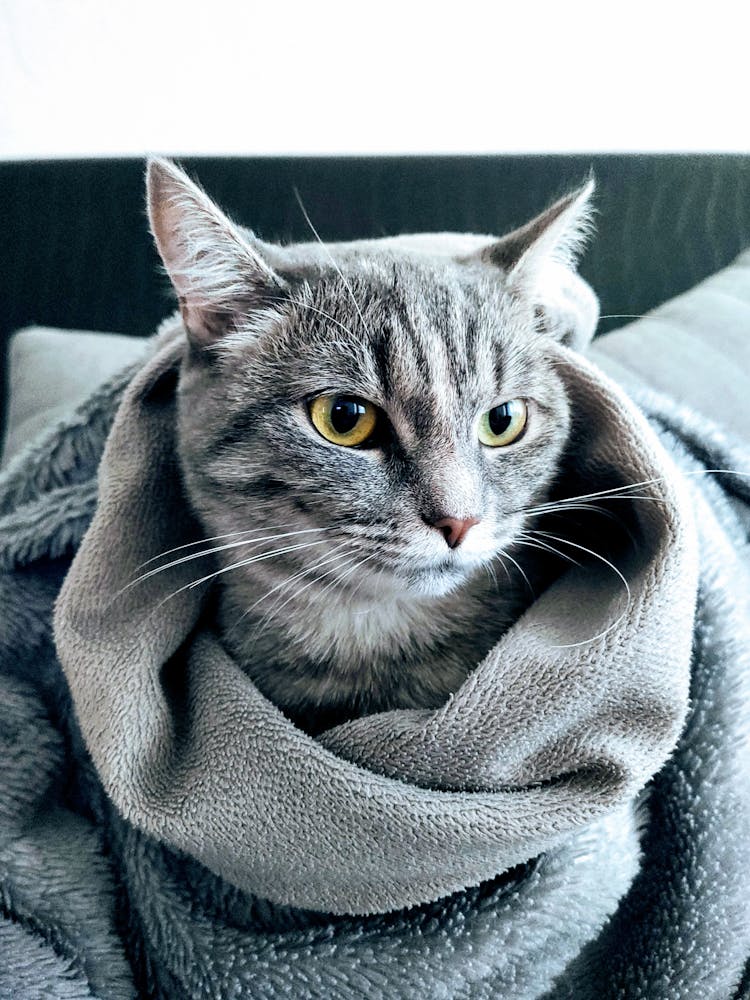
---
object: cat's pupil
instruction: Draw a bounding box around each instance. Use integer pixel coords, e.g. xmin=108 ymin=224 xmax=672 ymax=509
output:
xmin=488 ymin=404 xmax=512 ymax=436
xmin=331 ymin=397 xmax=365 ymax=434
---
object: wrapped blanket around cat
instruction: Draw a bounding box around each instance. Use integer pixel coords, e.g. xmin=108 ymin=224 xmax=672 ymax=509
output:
xmin=2 ymin=269 xmax=750 ymax=996
xmin=50 ymin=316 xmax=696 ymax=918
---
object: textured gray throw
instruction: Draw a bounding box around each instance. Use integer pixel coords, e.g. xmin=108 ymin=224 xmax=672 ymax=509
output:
xmin=1 ymin=318 xmax=750 ymax=997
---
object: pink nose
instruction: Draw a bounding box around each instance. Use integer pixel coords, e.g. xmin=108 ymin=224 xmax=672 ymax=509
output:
xmin=431 ymin=516 xmax=480 ymax=549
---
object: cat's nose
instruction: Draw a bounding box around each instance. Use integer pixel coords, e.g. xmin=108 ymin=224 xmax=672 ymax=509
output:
xmin=430 ymin=516 xmax=481 ymax=549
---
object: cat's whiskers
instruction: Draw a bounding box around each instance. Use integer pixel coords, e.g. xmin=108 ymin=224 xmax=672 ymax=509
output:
xmin=156 ymin=538 xmax=335 ymax=607
xmin=137 ymin=528 xmax=267 ymax=572
xmin=532 ymin=528 xmax=631 ymax=603
xmin=331 ymin=550 xmax=382 ymax=606
xmin=526 ymin=500 xmax=613 ymax=517
xmin=254 ymin=535 xmax=386 ymax=643
xmin=301 ymin=539 xmax=376 ymax=606
xmin=518 ymin=527 xmax=632 ymax=649
xmin=293 ymin=188 xmax=375 ymax=339
xmin=134 ymin=510 xmax=328 ymax=573
xmin=523 ymin=500 xmax=638 ymax=550
xmin=126 ymin=524 xmax=338 ymax=591
xmin=598 ymin=313 xmax=649 ymax=320
xmin=231 ymin=541 xmax=354 ymax=632
xmin=516 ymin=531 xmax=581 ymax=566
xmin=286 ymin=550 xmax=382 ymax=645
xmin=521 ymin=480 xmax=662 ymax=513
xmin=491 ymin=552 xmax=513 ymax=585
xmin=249 ymin=544 xmax=372 ymax=644
xmin=511 ymin=468 xmax=748 ymax=649
xmin=522 ymin=469 xmax=750 ymax=520
xmin=513 ymin=530 xmax=629 ymax=649
xmin=496 ymin=546 xmax=535 ymax=597
xmin=351 ymin=558 xmax=391 ymax=616
xmin=525 ymin=495 xmax=667 ymax=518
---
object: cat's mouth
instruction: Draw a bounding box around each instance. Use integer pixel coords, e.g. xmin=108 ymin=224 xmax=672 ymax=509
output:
xmin=329 ymin=521 xmax=508 ymax=599
xmin=324 ymin=548 xmax=485 ymax=602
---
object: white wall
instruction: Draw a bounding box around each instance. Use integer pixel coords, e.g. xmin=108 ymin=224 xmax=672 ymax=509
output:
xmin=1 ymin=0 xmax=747 ymax=159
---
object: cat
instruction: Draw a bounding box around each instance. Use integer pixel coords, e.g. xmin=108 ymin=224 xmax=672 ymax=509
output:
xmin=146 ymin=158 xmax=599 ymax=733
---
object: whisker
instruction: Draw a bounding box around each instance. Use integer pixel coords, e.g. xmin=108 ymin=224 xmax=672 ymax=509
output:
xmin=268 ymin=542 xmax=378 ymax=633
xmin=156 ymin=538 xmax=330 ymax=607
xmin=484 ymin=560 xmax=500 ymax=594
xmin=531 ymin=529 xmax=631 ymax=599
xmin=298 ymin=551 xmax=382 ymax=636
xmin=525 ymin=527 xmax=632 ymax=649
xmin=335 ymin=551 xmax=381 ymax=605
xmin=273 ymin=294 xmax=358 ymax=339
xmin=492 ymin=552 xmax=513 ymax=584
xmin=598 ymin=313 xmax=649 ymax=320
xmin=525 ymin=479 xmax=667 ymax=511
xmin=231 ymin=541 xmax=353 ymax=630
xmin=353 ymin=559 xmax=390 ymax=615
xmin=497 ymin=547 xmax=535 ymax=597
xmin=293 ymin=188 xmax=374 ymax=339
xmin=250 ymin=546 xmax=366 ymax=642
xmin=310 ymin=557 xmax=367 ymax=608
xmin=526 ymin=494 xmax=671 ymax=517
xmin=125 ymin=525 xmax=337 ymax=590
xmin=525 ymin=500 xmax=639 ymax=550
xmin=527 ymin=501 xmax=614 ymax=517
xmin=516 ymin=532 xmax=581 ymax=567
xmin=134 ymin=513 xmax=327 ymax=572
xmin=187 ymin=538 xmax=332 ymax=589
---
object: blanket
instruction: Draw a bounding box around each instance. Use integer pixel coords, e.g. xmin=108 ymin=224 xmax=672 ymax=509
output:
xmin=1 ymin=318 xmax=749 ymax=998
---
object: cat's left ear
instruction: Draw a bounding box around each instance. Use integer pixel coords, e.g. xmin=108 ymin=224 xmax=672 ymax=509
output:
xmin=147 ymin=157 xmax=285 ymax=349
xmin=483 ymin=179 xmax=599 ymax=351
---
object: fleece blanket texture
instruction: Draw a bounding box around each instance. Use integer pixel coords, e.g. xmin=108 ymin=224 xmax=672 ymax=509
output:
xmin=1 ymin=323 xmax=749 ymax=997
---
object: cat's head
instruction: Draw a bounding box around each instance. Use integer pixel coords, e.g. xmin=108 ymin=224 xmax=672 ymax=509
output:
xmin=147 ymin=158 xmax=597 ymax=602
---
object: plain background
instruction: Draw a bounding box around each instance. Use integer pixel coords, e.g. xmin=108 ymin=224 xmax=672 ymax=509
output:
xmin=1 ymin=0 xmax=748 ymax=160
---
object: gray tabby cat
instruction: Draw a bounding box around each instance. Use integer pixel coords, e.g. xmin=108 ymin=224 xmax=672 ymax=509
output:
xmin=147 ymin=158 xmax=599 ymax=733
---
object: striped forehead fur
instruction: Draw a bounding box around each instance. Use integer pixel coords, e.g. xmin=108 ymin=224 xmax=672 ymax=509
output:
xmin=215 ymin=257 xmax=545 ymax=412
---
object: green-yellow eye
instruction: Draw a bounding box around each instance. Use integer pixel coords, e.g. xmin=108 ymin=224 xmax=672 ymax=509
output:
xmin=478 ymin=399 xmax=528 ymax=447
xmin=309 ymin=394 xmax=379 ymax=447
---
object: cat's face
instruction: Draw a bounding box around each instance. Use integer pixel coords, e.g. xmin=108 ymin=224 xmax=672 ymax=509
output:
xmin=147 ymin=159 xmax=598 ymax=605
xmin=177 ymin=258 xmax=572 ymax=599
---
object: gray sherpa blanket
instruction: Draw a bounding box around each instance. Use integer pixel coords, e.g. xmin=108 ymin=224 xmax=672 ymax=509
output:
xmin=1 ymin=321 xmax=750 ymax=998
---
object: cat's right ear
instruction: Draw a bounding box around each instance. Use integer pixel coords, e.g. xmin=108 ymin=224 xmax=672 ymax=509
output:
xmin=146 ymin=158 xmax=284 ymax=348
xmin=478 ymin=180 xmax=599 ymax=350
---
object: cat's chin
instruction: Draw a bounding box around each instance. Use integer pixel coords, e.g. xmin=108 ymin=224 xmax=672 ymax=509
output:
xmin=333 ymin=560 xmax=474 ymax=603
xmin=397 ymin=560 xmax=485 ymax=599
xmin=352 ymin=551 xmax=497 ymax=601
xmin=403 ymin=572 xmax=469 ymax=598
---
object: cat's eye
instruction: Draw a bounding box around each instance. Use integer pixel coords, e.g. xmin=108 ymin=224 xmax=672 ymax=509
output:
xmin=478 ymin=399 xmax=528 ymax=447
xmin=309 ymin=394 xmax=379 ymax=447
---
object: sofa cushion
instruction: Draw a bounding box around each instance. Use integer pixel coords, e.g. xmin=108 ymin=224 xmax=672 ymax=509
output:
xmin=2 ymin=327 xmax=146 ymax=464
xmin=591 ymin=248 xmax=750 ymax=444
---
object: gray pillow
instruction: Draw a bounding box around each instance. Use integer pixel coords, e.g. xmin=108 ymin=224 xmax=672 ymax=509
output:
xmin=2 ymin=326 xmax=147 ymax=464
xmin=591 ymin=248 xmax=750 ymax=444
